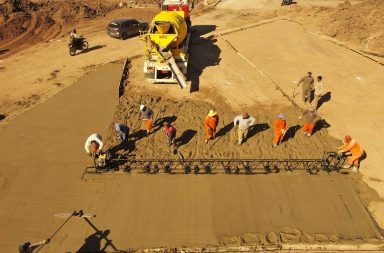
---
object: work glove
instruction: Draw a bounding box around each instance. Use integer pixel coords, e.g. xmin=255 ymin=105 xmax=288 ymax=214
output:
xmin=281 ymin=129 xmax=286 ymax=135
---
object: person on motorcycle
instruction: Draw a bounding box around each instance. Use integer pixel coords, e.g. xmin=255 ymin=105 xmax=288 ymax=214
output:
xmin=70 ymin=29 xmax=80 ymax=43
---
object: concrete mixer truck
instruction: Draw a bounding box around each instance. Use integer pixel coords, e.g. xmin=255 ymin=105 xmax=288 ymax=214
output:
xmin=142 ymin=0 xmax=191 ymax=88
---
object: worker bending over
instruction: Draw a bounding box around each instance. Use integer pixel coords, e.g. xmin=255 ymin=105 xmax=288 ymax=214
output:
xmin=338 ymin=135 xmax=364 ymax=172
xmin=297 ymin=71 xmax=314 ymax=105
xmin=115 ymin=123 xmax=130 ymax=143
xmin=163 ymin=122 xmax=177 ymax=146
xmin=299 ymin=108 xmax=320 ymax=137
xmin=138 ymin=104 xmax=154 ymax=136
xmin=233 ymin=112 xmax=256 ymax=145
xmin=273 ymin=113 xmax=286 ymax=148
xmin=204 ymin=109 xmax=219 ymax=144
xmin=84 ymin=133 xmax=103 ymax=156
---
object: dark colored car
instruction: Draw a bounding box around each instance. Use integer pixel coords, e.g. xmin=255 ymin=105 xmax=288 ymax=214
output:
xmin=107 ymin=18 xmax=148 ymax=40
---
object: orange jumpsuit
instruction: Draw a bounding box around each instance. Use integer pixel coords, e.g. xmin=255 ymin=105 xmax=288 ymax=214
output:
xmin=145 ymin=119 xmax=152 ymax=133
xmin=204 ymin=115 xmax=219 ymax=140
xmin=303 ymin=123 xmax=316 ymax=135
xmin=273 ymin=119 xmax=286 ymax=145
xmin=340 ymin=139 xmax=364 ymax=167
xmin=302 ymin=110 xmax=319 ymax=135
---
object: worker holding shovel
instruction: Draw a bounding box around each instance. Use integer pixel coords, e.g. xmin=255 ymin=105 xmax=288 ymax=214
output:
xmin=273 ymin=113 xmax=286 ymax=148
xmin=297 ymin=71 xmax=314 ymax=105
xmin=19 ymin=239 xmax=50 ymax=253
xmin=163 ymin=122 xmax=177 ymax=146
xmin=204 ymin=109 xmax=219 ymax=144
xmin=138 ymin=104 xmax=154 ymax=136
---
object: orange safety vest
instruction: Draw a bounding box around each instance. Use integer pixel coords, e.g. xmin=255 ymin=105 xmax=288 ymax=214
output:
xmin=274 ymin=119 xmax=286 ymax=133
xmin=204 ymin=115 xmax=219 ymax=129
xmin=341 ymin=139 xmax=363 ymax=156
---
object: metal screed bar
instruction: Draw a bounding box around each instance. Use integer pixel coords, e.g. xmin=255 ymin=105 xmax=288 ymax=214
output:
xmin=84 ymin=152 xmax=348 ymax=176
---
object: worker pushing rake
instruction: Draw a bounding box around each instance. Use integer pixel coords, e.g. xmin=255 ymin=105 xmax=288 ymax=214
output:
xmin=83 ymin=97 xmax=363 ymax=175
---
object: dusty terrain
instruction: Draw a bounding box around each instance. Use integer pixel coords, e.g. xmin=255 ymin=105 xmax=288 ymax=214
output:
xmin=1 ymin=0 xmax=384 ymax=252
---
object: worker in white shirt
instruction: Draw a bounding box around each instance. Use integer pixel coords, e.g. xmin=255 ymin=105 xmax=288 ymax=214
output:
xmin=312 ymin=76 xmax=324 ymax=108
xmin=233 ymin=112 xmax=256 ymax=145
xmin=84 ymin=133 xmax=103 ymax=156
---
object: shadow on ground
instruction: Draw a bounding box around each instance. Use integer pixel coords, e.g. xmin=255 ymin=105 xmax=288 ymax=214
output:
xmin=176 ymin=129 xmax=197 ymax=147
xmin=0 ymin=49 xmax=10 ymax=55
xmin=216 ymin=122 xmax=234 ymax=137
xmin=317 ymin=91 xmax=331 ymax=109
xmin=78 ymin=45 xmax=107 ymax=55
xmin=76 ymin=218 xmax=119 ymax=253
xmin=188 ymin=25 xmax=221 ymax=93
xmin=246 ymin=123 xmax=270 ymax=142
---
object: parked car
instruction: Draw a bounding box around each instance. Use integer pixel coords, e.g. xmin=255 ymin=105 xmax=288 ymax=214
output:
xmin=107 ymin=18 xmax=148 ymax=40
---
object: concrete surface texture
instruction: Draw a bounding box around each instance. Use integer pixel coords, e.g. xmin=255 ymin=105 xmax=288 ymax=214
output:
xmin=0 ymin=63 xmax=122 ymax=252
xmin=0 ymin=0 xmax=384 ymax=252
xmin=222 ymin=19 xmax=384 ymax=227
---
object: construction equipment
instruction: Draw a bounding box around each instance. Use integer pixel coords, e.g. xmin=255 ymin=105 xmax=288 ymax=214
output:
xmin=84 ymin=152 xmax=348 ymax=176
xmin=141 ymin=0 xmax=191 ymax=88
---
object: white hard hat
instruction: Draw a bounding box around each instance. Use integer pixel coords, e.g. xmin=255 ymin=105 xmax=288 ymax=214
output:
xmin=140 ymin=104 xmax=145 ymax=110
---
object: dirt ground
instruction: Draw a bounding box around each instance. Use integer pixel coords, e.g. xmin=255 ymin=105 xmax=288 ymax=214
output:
xmin=1 ymin=0 xmax=384 ymax=252
xmin=108 ymin=80 xmax=341 ymax=160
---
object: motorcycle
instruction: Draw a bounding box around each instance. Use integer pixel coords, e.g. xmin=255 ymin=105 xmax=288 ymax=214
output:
xmin=68 ymin=36 xmax=89 ymax=56
xmin=281 ymin=0 xmax=293 ymax=6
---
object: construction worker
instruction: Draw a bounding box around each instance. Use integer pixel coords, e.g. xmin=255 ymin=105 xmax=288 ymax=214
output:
xmin=312 ymin=76 xmax=324 ymax=108
xmin=338 ymin=135 xmax=364 ymax=172
xmin=115 ymin=123 xmax=129 ymax=143
xmin=19 ymin=239 xmax=49 ymax=253
xmin=163 ymin=122 xmax=176 ymax=146
xmin=298 ymin=108 xmax=320 ymax=137
xmin=138 ymin=104 xmax=154 ymax=135
xmin=297 ymin=72 xmax=314 ymax=104
xmin=233 ymin=112 xmax=256 ymax=145
xmin=273 ymin=113 xmax=286 ymax=148
xmin=84 ymin=133 xmax=103 ymax=156
xmin=204 ymin=109 xmax=219 ymax=144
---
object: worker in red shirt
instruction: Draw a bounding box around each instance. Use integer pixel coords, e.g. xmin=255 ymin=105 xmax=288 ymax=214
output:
xmin=338 ymin=135 xmax=364 ymax=172
xmin=163 ymin=122 xmax=177 ymax=146
xmin=204 ymin=109 xmax=219 ymax=144
xmin=273 ymin=113 xmax=286 ymax=148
